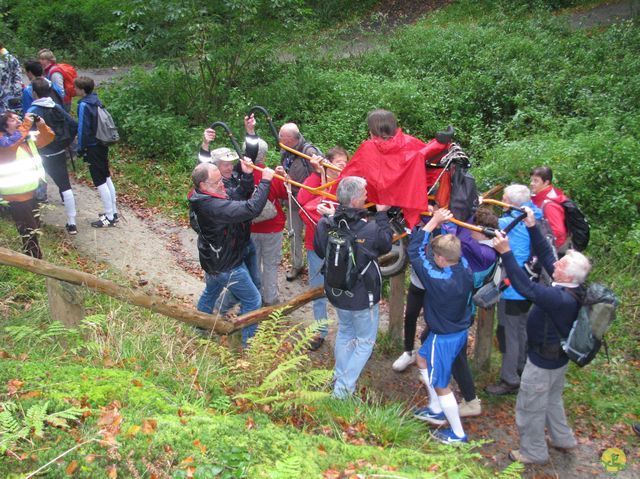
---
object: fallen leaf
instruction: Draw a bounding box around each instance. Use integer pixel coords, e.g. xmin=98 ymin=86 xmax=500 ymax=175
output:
xmin=65 ymin=460 xmax=78 ymax=475
xmin=126 ymin=425 xmax=141 ymax=437
xmin=142 ymin=419 xmax=157 ymax=434
xmin=186 ymin=466 xmax=196 ymax=478
xmin=131 ymin=379 xmax=143 ymax=387
xmin=7 ymin=379 xmax=24 ymax=396
xmin=106 ymin=464 xmax=117 ymax=478
xmin=245 ymin=417 xmax=256 ymax=430
xmin=19 ymin=390 xmax=42 ymax=399
xmin=85 ymin=454 xmax=96 ymax=463
xmin=322 ymin=469 xmax=341 ymax=479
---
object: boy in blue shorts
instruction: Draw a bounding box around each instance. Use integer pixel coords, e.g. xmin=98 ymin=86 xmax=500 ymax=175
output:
xmin=407 ymin=208 xmax=474 ymax=444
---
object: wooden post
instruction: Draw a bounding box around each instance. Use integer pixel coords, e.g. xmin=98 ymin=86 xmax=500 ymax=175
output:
xmin=473 ymin=304 xmax=496 ymax=371
xmin=46 ymin=278 xmax=85 ymax=328
xmin=387 ymin=271 xmax=406 ymax=338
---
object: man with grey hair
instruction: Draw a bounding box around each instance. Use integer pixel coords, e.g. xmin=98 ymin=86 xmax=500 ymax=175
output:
xmin=314 ymin=176 xmax=393 ymax=398
xmin=279 ymin=122 xmax=322 ymax=281
xmin=493 ymin=207 xmax=590 ymax=465
xmin=486 ymin=184 xmax=544 ymax=396
xmin=188 ymin=161 xmax=275 ymax=346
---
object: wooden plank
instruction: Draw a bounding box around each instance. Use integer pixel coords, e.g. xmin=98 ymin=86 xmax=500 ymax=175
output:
xmin=46 ymin=278 xmax=85 ymax=328
xmin=473 ymin=305 xmax=496 ymax=370
xmin=387 ymin=271 xmax=406 ymax=338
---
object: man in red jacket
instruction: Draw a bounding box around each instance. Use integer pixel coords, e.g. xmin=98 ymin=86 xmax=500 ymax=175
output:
xmin=529 ymin=166 xmax=569 ymax=252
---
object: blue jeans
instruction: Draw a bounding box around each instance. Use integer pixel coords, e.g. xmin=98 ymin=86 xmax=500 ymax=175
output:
xmin=333 ymin=305 xmax=379 ymax=398
xmin=307 ymin=250 xmax=328 ymax=338
xmin=197 ymin=263 xmax=261 ymax=345
xmin=219 ymin=240 xmax=261 ymax=312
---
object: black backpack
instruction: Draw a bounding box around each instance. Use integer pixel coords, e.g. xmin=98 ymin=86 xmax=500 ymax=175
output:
xmin=543 ymin=197 xmax=590 ymax=251
xmin=28 ymin=104 xmax=77 ymax=154
xmin=324 ymin=217 xmax=368 ymax=291
xmin=561 ymin=199 xmax=590 ymax=251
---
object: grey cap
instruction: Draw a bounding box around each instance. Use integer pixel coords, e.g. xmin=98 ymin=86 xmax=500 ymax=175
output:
xmin=210 ymin=147 xmax=239 ymax=163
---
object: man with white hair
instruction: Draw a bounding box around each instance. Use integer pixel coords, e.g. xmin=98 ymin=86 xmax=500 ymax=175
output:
xmin=487 ymin=184 xmax=543 ymax=395
xmin=279 ymin=122 xmax=322 ymax=281
xmin=493 ymin=207 xmax=590 ymax=465
xmin=314 ymin=176 xmax=393 ymax=398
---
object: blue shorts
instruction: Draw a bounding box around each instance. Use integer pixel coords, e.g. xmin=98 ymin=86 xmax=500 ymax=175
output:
xmin=418 ymin=329 xmax=468 ymax=389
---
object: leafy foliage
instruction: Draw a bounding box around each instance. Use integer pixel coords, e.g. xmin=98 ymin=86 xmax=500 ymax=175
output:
xmin=232 ymin=311 xmax=332 ymax=410
xmin=0 ymin=400 xmax=83 ymax=454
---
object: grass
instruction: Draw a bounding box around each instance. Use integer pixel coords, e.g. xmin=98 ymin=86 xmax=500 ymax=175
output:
xmin=0 ymin=217 xmax=499 ymax=478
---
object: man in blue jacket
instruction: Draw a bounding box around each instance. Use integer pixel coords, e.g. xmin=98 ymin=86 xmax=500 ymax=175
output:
xmin=75 ymin=76 xmax=119 ymax=228
xmin=487 ymin=184 xmax=543 ymax=395
xmin=493 ymin=207 xmax=589 ymax=465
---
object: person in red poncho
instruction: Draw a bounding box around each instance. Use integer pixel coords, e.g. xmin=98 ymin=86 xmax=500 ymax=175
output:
xmin=529 ymin=166 xmax=569 ymax=252
xmin=338 ymin=109 xmax=451 ymax=228
xmin=297 ymin=147 xmax=349 ymax=350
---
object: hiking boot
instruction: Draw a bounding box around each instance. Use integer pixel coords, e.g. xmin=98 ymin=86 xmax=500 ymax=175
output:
xmin=509 ymin=449 xmax=548 ymax=465
xmin=431 ymin=428 xmax=468 ymax=444
xmin=413 ymin=407 xmax=447 ymax=426
xmin=91 ymin=215 xmax=116 ymax=228
xmin=458 ymin=397 xmax=482 ymax=417
xmin=99 ymin=212 xmax=119 ymax=223
xmin=634 ymin=423 xmax=640 ymax=437
xmin=65 ymin=224 xmax=78 ymax=235
xmin=392 ymin=351 xmax=416 ymax=372
xmin=485 ymin=380 xmax=519 ymax=395
xmin=308 ymin=335 xmax=325 ymax=351
xmin=546 ymin=436 xmax=577 ymax=452
xmin=286 ymin=267 xmax=303 ymax=281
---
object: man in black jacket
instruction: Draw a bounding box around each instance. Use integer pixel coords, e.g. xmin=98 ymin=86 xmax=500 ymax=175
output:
xmin=314 ymin=176 xmax=393 ymax=398
xmin=189 ymin=161 xmax=275 ymax=345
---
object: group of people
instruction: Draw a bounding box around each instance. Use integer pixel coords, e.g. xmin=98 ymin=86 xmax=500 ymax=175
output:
xmin=189 ymin=108 xmax=591 ymax=461
xmin=0 ymin=45 xmax=120 ymax=259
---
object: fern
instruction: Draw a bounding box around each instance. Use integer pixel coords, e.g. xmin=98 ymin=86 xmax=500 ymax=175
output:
xmin=497 ymin=461 xmax=525 ymax=479
xmin=5 ymin=324 xmax=39 ymax=344
xmin=229 ymin=313 xmax=333 ymax=413
xmin=269 ymin=455 xmax=303 ymax=479
xmin=0 ymin=400 xmax=84 ymax=453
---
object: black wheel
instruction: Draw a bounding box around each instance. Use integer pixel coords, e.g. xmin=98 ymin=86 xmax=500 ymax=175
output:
xmin=380 ymin=213 xmax=409 ymax=278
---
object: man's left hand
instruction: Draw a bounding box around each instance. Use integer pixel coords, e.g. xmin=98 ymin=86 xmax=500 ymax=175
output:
xmin=493 ymin=231 xmax=511 ymax=254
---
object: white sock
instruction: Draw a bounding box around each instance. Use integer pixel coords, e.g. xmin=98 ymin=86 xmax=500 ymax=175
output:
xmin=106 ymin=177 xmax=117 ymax=214
xmin=439 ymin=392 xmax=465 ymax=438
xmin=419 ymin=368 xmax=442 ymax=413
xmin=61 ymin=189 xmax=76 ymax=225
xmin=97 ymin=183 xmax=114 ymax=220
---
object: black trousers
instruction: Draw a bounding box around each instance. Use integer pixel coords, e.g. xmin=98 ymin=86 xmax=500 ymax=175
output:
xmin=9 ymin=198 xmax=42 ymax=259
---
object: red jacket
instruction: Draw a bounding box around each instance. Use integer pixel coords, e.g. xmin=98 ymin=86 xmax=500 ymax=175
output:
xmin=250 ymin=165 xmax=288 ymax=234
xmin=338 ymin=128 xmax=449 ymax=227
xmin=531 ymin=185 xmax=568 ymax=248
xmin=298 ymin=173 xmax=339 ymax=250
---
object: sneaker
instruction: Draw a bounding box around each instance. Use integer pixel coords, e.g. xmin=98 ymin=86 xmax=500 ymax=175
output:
xmin=509 ymin=449 xmax=548 ymax=465
xmin=413 ymin=407 xmax=447 ymax=426
xmin=458 ymin=397 xmax=482 ymax=417
xmin=99 ymin=212 xmax=119 ymax=223
xmin=91 ymin=214 xmax=116 ymax=228
xmin=485 ymin=380 xmax=519 ymax=395
xmin=392 ymin=351 xmax=416 ymax=372
xmin=431 ymin=428 xmax=468 ymax=444
xmin=286 ymin=267 xmax=303 ymax=281
xmin=65 ymin=224 xmax=78 ymax=235
xmin=308 ymin=335 xmax=325 ymax=351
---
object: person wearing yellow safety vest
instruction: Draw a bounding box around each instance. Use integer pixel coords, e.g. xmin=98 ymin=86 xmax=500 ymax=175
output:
xmin=0 ymin=111 xmax=54 ymax=258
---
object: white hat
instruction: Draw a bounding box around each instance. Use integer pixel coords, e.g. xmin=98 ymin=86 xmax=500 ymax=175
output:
xmin=210 ymin=147 xmax=239 ymax=163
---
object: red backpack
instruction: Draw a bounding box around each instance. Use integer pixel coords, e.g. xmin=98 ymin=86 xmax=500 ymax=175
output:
xmin=48 ymin=63 xmax=78 ymax=104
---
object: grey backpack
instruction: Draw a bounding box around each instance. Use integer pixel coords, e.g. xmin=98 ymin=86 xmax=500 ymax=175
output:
xmin=95 ymin=106 xmax=120 ymax=145
xmin=553 ymin=284 xmax=618 ymax=367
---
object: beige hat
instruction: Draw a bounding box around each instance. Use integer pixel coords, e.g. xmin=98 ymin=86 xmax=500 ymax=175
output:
xmin=210 ymin=147 xmax=239 ymax=163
